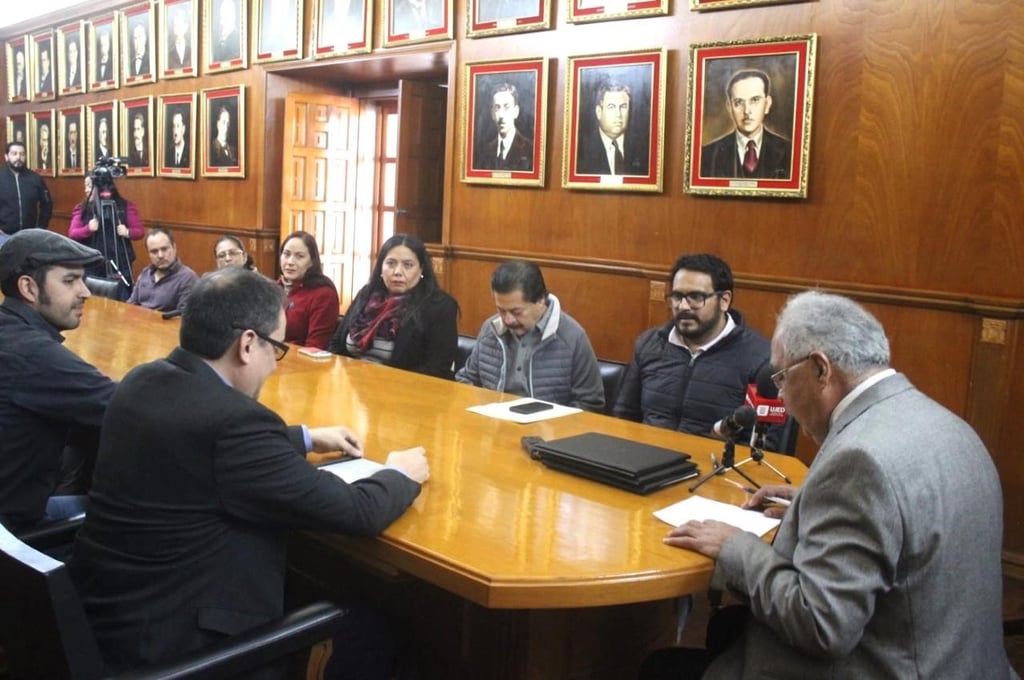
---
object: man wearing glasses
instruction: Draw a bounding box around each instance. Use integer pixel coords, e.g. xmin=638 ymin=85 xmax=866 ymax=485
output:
xmin=72 ymin=267 xmax=430 ymax=676
xmin=613 ymin=253 xmax=777 ymax=447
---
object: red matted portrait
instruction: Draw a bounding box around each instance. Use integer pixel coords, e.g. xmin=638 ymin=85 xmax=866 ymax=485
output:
xmin=253 ymin=0 xmax=303 ymax=64
xmin=122 ymin=1 xmax=158 ymax=86
xmin=204 ymin=0 xmax=248 ymax=73
xmin=30 ymin=30 xmax=56 ymax=102
xmin=88 ymin=12 xmax=120 ymax=91
xmin=461 ymin=57 xmax=548 ymax=187
xmin=383 ymin=0 xmax=452 ymax=48
xmin=57 ymin=21 xmax=88 ymax=96
xmin=562 ymin=48 xmax=666 ymax=193
xmin=201 ymin=84 xmax=245 ymax=178
xmin=691 ymin=0 xmax=812 ymax=10
xmin=467 ymin=0 xmax=550 ymax=38
xmin=58 ymin=105 xmax=86 ymax=177
xmin=158 ymin=92 xmax=198 ymax=179
xmin=160 ymin=0 xmax=199 ymax=79
xmin=6 ymin=113 xmax=28 ymax=152
xmin=6 ymin=36 xmax=31 ymax=103
xmin=567 ymin=0 xmax=667 ymax=24
xmin=684 ymin=34 xmax=817 ymax=199
xmin=121 ymin=95 xmax=155 ymax=177
xmin=29 ymin=109 xmax=56 ymax=176
xmin=313 ymin=0 xmax=371 ymax=58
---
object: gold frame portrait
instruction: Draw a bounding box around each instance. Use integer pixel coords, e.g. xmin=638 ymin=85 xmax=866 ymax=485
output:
xmin=684 ymin=34 xmax=817 ymax=199
xmin=29 ymin=109 xmax=56 ymax=176
xmin=87 ymin=100 xmax=119 ymax=167
xmin=562 ymin=48 xmax=666 ymax=193
xmin=121 ymin=95 xmax=155 ymax=176
xmin=313 ymin=0 xmax=371 ymax=58
xmin=58 ymin=105 xmax=86 ymax=177
xmin=31 ymin=30 xmax=56 ymax=102
xmin=160 ymin=0 xmax=199 ymax=79
xmin=467 ymin=0 xmax=551 ymax=38
xmin=157 ymin=92 xmax=198 ymax=179
xmin=6 ymin=37 xmax=31 ymax=103
xmin=567 ymin=0 xmax=668 ymax=25
xmin=383 ymin=0 xmax=453 ymax=48
xmin=253 ymin=0 xmax=303 ymax=64
xmin=6 ymin=113 xmax=28 ymax=154
xmin=691 ymin=0 xmax=812 ymax=10
xmin=88 ymin=12 xmax=120 ymax=91
xmin=122 ymin=1 xmax=158 ymax=86
xmin=201 ymin=85 xmax=246 ymax=178
xmin=57 ymin=21 xmax=88 ymax=96
xmin=461 ymin=57 xmax=548 ymax=187
xmin=204 ymin=0 xmax=249 ymax=73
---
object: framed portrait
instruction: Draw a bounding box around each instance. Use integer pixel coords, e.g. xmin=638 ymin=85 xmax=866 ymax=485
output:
xmin=313 ymin=0 xmax=370 ymax=58
xmin=6 ymin=113 xmax=28 ymax=154
xmin=567 ymin=0 xmax=668 ymax=24
xmin=87 ymin=101 xmax=119 ymax=167
xmin=30 ymin=30 xmax=56 ymax=102
xmin=6 ymin=36 xmax=31 ymax=103
xmin=383 ymin=0 xmax=452 ymax=48
xmin=29 ymin=109 xmax=56 ymax=176
xmin=562 ymin=48 xmax=666 ymax=192
xmin=461 ymin=58 xmax=548 ymax=187
xmin=204 ymin=0 xmax=248 ymax=73
xmin=89 ymin=12 xmax=120 ymax=91
xmin=122 ymin=2 xmax=158 ymax=86
xmin=57 ymin=21 xmax=88 ymax=96
xmin=467 ymin=0 xmax=550 ymax=38
xmin=160 ymin=0 xmax=199 ymax=78
xmin=201 ymin=85 xmax=245 ymax=178
xmin=158 ymin=92 xmax=197 ymax=179
xmin=684 ymin=34 xmax=817 ymax=198
xmin=58 ymin=105 xmax=86 ymax=177
xmin=121 ymin=95 xmax=155 ymax=176
xmin=253 ymin=0 xmax=303 ymax=64
xmin=691 ymin=0 xmax=812 ymax=10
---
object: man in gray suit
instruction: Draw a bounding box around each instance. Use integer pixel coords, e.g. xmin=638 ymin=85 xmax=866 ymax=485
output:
xmin=660 ymin=291 xmax=1014 ymax=679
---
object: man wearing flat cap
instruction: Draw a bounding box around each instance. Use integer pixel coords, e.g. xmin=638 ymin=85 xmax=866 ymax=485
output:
xmin=0 ymin=230 xmax=117 ymax=533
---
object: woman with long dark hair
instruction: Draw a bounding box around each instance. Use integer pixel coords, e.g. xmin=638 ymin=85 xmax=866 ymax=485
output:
xmin=67 ymin=176 xmax=145 ymax=300
xmin=278 ymin=231 xmax=339 ymax=349
xmin=329 ymin=233 xmax=458 ymax=379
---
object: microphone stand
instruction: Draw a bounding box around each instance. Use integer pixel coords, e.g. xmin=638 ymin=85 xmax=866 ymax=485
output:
xmin=689 ymin=432 xmax=761 ymax=494
xmin=732 ymin=423 xmax=792 ymax=484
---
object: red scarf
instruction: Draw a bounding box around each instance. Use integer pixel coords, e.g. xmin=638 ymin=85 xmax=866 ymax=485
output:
xmin=349 ymin=292 xmax=406 ymax=352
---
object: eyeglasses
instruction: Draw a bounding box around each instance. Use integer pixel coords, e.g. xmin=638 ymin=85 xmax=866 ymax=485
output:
xmin=770 ymin=356 xmax=812 ymax=390
xmin=664 ymin=290 xmax=725 ymax=309
xmin=233 ymin=326 xmax=289 ymax=361
xmin=215 ymin=249 xmax=243 ymax=261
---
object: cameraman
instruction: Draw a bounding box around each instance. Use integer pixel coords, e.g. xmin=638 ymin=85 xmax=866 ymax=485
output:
xmin=68 ymin=173 xmax=144 ymax=300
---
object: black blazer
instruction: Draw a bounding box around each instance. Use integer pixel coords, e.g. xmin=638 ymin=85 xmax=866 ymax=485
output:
xmin=699 ymin=128 xmax=792 ymax=180
xmin=329 ymin=288 xmax=459 ymax=379
xmin=70 ymin=347 xmax=421 ymax=672
xmin=473 ymin=131 xmax=534 ymax=172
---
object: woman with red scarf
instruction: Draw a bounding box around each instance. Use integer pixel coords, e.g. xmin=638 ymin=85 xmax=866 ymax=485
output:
xmin=328 ymin=234 xmax=459 ymax=379
xmin=278 ymin=231 xmax=339 ymax=349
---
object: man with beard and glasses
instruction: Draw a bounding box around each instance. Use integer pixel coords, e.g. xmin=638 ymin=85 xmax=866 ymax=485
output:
xmin=613 ymin=253 xmax=778 ymax=448
xmin=0 ymin=230 xmax=115 ymax=533
xmin=0 ymin=142 xmax=53 ymax=240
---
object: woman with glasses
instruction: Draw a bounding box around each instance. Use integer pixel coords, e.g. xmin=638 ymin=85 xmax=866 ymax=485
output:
xmin=278 ymin=231 xmax=339 ymax=350
xmin=328 ymin=233 xmax=459 ymax=379
xmin=213 ymin=235 xmax=257 ymax=271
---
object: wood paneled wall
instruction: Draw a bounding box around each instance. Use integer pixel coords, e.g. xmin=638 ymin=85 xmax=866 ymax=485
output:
xmin=3 ymin=0 xmax=1023 ymax=563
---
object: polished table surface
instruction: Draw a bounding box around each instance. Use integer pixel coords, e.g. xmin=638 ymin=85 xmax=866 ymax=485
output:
xmin=67 ymin=297 xmax=807 ymax=611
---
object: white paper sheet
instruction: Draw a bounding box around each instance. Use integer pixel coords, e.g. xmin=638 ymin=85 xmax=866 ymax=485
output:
xmin=653 ymin=495 xmax=781 ymax=537
xmin=319 ymin=457 xmax=386 ymax=483
xmin=466 ymin=397 xmax=582 ymax=424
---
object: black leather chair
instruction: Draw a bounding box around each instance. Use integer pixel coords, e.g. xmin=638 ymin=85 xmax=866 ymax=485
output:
xmin=597 ymin=359 xmax=627 ymax=416
xmin=0 ymin=522 xmax=346 ymax=680
xmin=454 ymin=334 xmax=476 ymax=373
xmin=776 ymin=415 xmax=800 ymax=455
xmin=85 ymin=276 xmax=122 ymax=300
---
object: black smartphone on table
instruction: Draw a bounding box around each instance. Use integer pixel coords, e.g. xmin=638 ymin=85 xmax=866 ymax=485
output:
xmin=509 ymin=401 xmax=554 ymax=414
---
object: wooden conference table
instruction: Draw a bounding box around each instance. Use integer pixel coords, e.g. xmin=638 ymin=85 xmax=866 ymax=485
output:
xmin=67 ymin=298 xmax=808 ymax=679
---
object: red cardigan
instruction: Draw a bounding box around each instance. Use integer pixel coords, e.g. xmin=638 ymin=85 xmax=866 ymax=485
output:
xmin=281 ymin=279 xmax=339 ymax=349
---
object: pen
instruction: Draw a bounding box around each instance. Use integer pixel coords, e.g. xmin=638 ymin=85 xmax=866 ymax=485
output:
xmin=720 ymin=477 xmax=757 ymax=494
xmin=765 ymin=495 xmax=792 ymax=507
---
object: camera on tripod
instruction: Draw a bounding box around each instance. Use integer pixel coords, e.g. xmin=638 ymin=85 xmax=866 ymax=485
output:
xmin=89 ymin=156 xmax=128 ymax=190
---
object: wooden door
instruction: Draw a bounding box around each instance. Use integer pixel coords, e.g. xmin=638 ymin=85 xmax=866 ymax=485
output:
xmin=395 ymin=79 xmax=446 ymax=243
xmin=281 ymin=92 xmax=360 ymax=310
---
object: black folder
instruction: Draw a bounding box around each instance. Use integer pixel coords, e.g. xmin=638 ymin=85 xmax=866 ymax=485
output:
xmin=527 ymin=432 xmax=699 ymax=495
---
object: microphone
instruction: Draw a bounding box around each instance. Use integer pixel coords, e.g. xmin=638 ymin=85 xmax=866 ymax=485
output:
xmin=161 ymin=309 xmax=183 ymax=320
xmin=745 ymin=363 xmax=787 ymax=426
xmin=712 ymin=405 xmax=756 ymax=439
xmin=107 ymin=258 xmax=130 ymax=287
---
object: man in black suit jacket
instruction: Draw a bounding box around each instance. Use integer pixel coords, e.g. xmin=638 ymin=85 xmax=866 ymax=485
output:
xmin=473 ymin=82 xmax=533 ymax=172
xmin=65 ymin=39 xmax=81 ymax=88
xmin=94 ymin=29 xmax=112 ymax=83
xmin=576 ymin=81 xmax=649 ymax=176
xmin=129 ymin=23 xmax=151 ymax=77
xmin=166 ymin=111 xmax=189 ymax=168
xmin=71 ymin=267 xmax=429 ymax=674
xmin=37 ymin=46 xmax=53 ymax=94
xmin=699 ymin=69 xmax=793 ymax=180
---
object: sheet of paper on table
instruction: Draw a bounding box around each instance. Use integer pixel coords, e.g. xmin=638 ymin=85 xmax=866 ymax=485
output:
xmin=653 ymin=495 xmax=782 ymax=536
xmin=467 ymin=397 xmax=582 ymax=424
xmin=320 ymin=457 xmax=386 ymax=483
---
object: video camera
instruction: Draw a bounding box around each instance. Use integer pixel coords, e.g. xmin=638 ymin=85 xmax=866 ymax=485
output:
xmin=89 ymin=156 xmax=128 ymax=189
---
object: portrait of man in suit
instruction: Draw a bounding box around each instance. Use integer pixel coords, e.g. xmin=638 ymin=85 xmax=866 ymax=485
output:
xmin=472 ymin=81 xmax=533 ymax=173
xmin=65 ymin=117 xmax=82 ymax=171
xmin=211 ymin=0 xmax=242 ymax=63
xmin=392 ymin=0 xmax=444 ymax=35
xmin=167 ymin=4 xmax=192 ymax=69
xmin=476 ymin=0 xmax=537 ymax=23
xmin=130 ymin=21 xmax=151 ymax=77
xmin=165 ymin=107 xmax=191 ymax=168
xmin=12 ymin=48 xmax=28 ymax=99
xmin=36 ymin=42 xmax=54 ymax=95
xmin=699 ymin=68 xmax=792 ymax=180
xmin=36 ymin=122 xmax=52 ymax=171
xmin=576 ymin=79 xmax=650 ymax=177
xmin=65 ymin=37 xmax=82 ymax=89
xmin=128 ymin=111 xmax=149 ymax=167
xmin=319 ymin=0 xmax=365 ymax=49
xmin=209 ymin=104 xmax=238 ymax=167
xmin=94 ymin=26 xmax=113 ymax=83
xmin=11 ymin=119 xmax=27 ymax=145
xmin=94 ymin=114 xmax=112 ymax=161
xmin=258 ymin=0 xmax=298 ymax=54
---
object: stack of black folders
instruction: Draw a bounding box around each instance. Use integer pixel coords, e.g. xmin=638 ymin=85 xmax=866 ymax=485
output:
xmin=522 ymin=432 xmax=699 ymax=495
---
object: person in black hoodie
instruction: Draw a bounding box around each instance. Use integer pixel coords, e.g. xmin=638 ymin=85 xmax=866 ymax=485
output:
xmin=0 ymin=142 xmax=53 ymax=238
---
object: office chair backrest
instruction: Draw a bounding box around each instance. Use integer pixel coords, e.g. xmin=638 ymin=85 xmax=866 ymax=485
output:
xmin=85 ymin=276 xmax=122 ymax=301
xmin=777 ymin=415 xmax=800 ymax=456
xmin=0 ymin=522 xmax=106 ymax=680
xmin=455 ymin=334 xmax=476 ymax=373
xmin=597 ymin=359 xmax=627 ymax=416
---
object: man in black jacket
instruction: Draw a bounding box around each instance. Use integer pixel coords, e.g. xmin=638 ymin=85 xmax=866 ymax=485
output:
xmin=613 ymin=253 xmax=779 ymax=449
xmin=0 ymin=142 xmax=53 ymax=238
xmin=71 ymin=268 xmax=429 ymax=677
